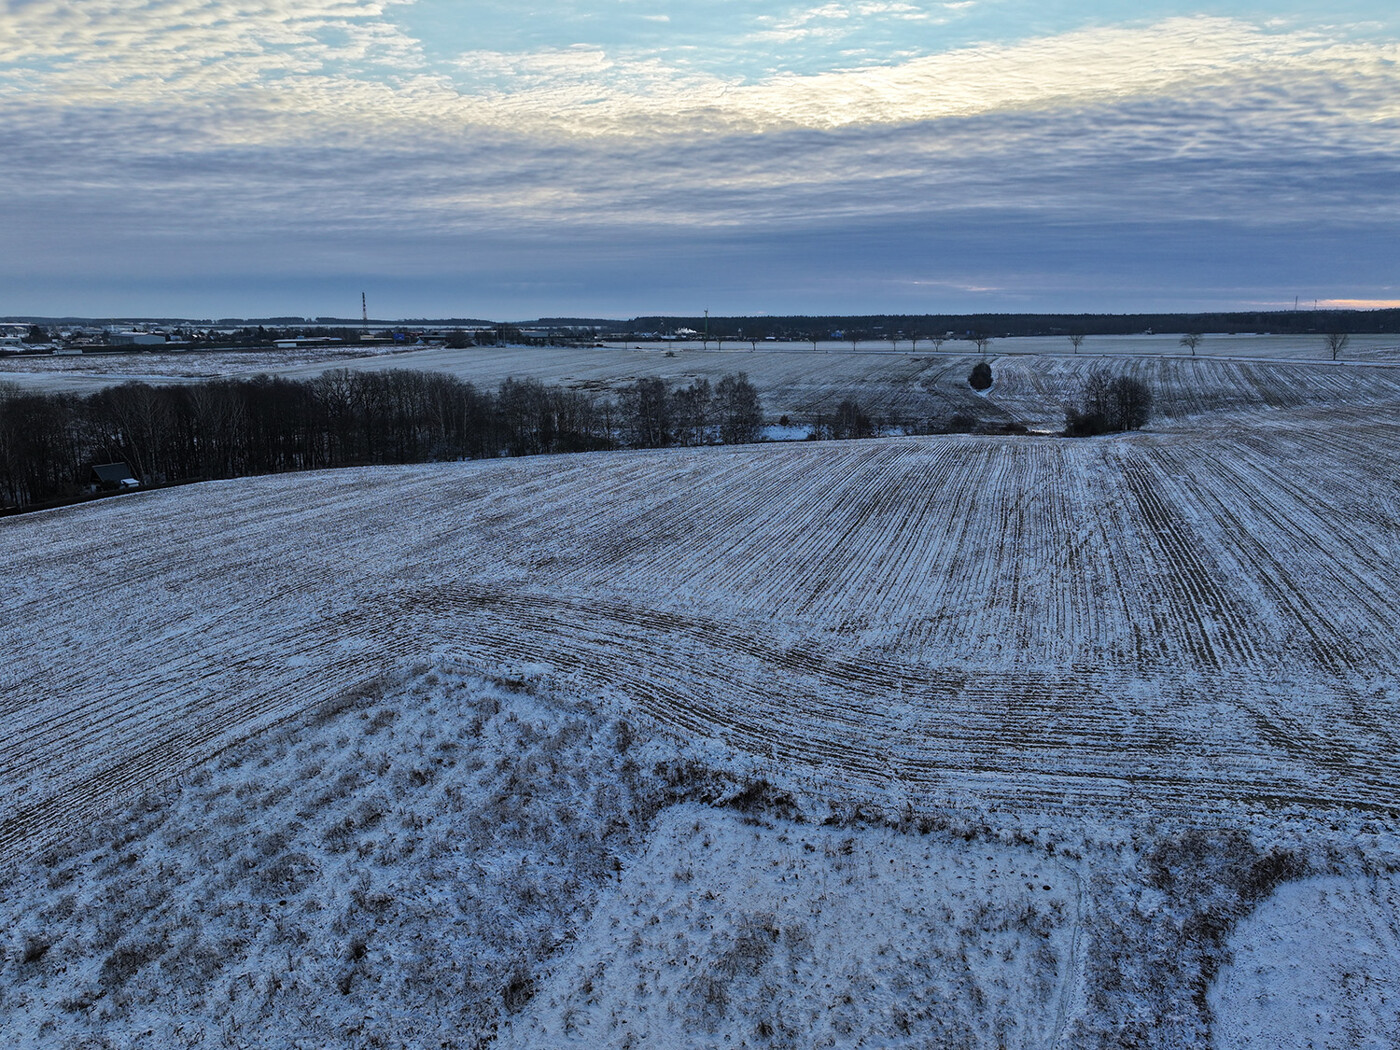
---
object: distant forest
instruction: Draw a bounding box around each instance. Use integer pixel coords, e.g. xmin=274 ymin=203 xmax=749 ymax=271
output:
xmin=0 ymin=370 xmax=768 ymax=512
xmin=6 ymin=309 xmax=1399 ymax=341
xmin=564 ymin=309 xmax=1400 ymax=341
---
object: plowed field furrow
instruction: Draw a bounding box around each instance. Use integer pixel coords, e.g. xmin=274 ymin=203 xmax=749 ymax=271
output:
xmin=1215 ymin=453 xmax=1398 ymax=650
xmin=991 ymin=355 xmax=1400 ymax=430
xmin=874 ymin=444 xmax=999 ymax=659
xmin=1178 ymin=452 xmax=1382 ymax=676
xmin=587 ymin=452 xmax=846 ymax=600
xmin=0 ymin=650 xmax=391 ymax=858
xmin=850 ymin=442 xmax=964 ymax=635
xmin=6 ymin=406 xmax=1400 ymax=862
xmin=1116 ymin=450 xmax=1260 ymax=669
xmin=679 ymin=448 xmax=900 ymax=615
xmin=395 ymin=581 xmax=1391 ymax=811
xmin=1045 ymin=451 xmax=1103 ymax=657
xmin=572 ymin=457 xmax=785 ymax=590
xmin=912 ymin=447 xmax=1007 ymax=655
xmin=781 ymin=445 xmax=929 ymax=618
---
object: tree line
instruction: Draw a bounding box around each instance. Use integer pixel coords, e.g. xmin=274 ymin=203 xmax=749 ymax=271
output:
xmin=597 ymin=309 xmax=1400 ymax=341
xmin=0 ymin=370 xmax=764 ymax=511
xmin=0 ymin=364 xmax=1156 ymax=511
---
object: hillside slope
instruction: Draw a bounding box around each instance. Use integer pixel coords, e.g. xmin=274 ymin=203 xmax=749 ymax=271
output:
xmin=4 ymin=407 xmax=1399 ymax=859
xmin=3 ymin=405 xmax=1400 ymax=1048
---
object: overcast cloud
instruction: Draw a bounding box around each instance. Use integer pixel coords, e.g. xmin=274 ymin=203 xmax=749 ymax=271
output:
xmin=2 ymin=1 xmax=1396 ymax=317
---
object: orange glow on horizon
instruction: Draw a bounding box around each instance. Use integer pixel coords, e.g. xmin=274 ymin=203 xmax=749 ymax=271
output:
xmin=1316 ymin=299 xmax=1400 ymax=310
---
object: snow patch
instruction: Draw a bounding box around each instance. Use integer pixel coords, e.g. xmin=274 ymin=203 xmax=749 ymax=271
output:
xmin=1210 ymin=875 xmax=1400 ymax=1050
xmin=501 ymin=803 xmax=1082 ymax=1049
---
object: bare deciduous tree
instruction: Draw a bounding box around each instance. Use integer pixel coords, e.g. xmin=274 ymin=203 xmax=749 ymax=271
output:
xmin=624 ymin=377 xmax=670 ymax=448
xmin=1109 ymin=374 xmax=1153 ymax=431
xmin=0 ymin=369 xmax=622 ymax=510
xmin=1180 ymin=333 xmax=1203 ymax=356
xmin=1324 ymin=332 xmax=1350 ymax=361
xmin=93 ymin=381 xmax=174 ymax=483
xmin=669 ymin=378 xmax=712 ymax=446
xmin=1064 ymin=367 xmax=1152 ymax=435
xmin=715 ymin=373 xmax=762 ymax=444
xmin=831 ymin=398 xmax=873 ymax=439
xmin=1069 ymin=334 xmax=1085 ymax=354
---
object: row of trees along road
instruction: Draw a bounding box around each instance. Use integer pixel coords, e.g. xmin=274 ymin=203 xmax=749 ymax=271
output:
xmin=0 ymin=370 xmax=765 ymax=511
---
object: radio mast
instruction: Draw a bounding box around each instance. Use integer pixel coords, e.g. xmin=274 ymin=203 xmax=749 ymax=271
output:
xmin=361 ymin=292 xmax=368 ymax=331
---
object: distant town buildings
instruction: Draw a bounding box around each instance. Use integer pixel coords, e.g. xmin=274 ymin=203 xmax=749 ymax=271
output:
xmin=107 ymin=331 xmax=167 ymax=346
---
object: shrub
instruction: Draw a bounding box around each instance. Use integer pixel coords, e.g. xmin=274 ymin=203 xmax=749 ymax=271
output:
xmin=19 ymin=933 xmax=51 ymax=965
xmin=100 ymin=938 xmax=165 ymax=989
xmin=503 ymin=971 xmax=536 ymax=1013
xmin=968 ymin=362 xmax=993 ymax=390
xmin=939 ymin=412 xmax=980 ymax=433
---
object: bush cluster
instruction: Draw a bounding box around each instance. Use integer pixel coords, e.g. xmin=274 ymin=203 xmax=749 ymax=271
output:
xmin=1063 ymin=368 xmax=1152 ymax=435
xmin=967 ymin=362 xmax=993 ymax=391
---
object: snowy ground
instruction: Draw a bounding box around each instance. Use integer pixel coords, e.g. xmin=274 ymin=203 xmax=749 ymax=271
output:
xmin=498 ymin=803 xmax=1082 ymax=1050
xmin=5 ymin=659 xmax=1394 ymax=1049
xmin=5 ymin=336 xmax=1399 ymax=434
xmin=3 ymin=365 xmax=1400 ymax=1046
xmin=0 ymin=665 xmax=677 ymax=1048
xmin=0 ymin=343 xmax=418 ymax=394
xmin=1210 ymin=875 xmax=1400 ymax=1050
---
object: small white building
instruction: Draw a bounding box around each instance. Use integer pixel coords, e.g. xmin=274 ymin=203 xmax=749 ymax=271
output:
xmin=274 ymin=337 xmax=344 ymax=349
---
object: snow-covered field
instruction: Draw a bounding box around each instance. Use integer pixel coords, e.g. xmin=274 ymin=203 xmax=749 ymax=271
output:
xmin=0 ymin=343 xmax=419 ymax=394
xmin=1210 ymin=874 xmax=1400 ymax=1050
xmin=5 ymin=336 xmax=1399 ymax=434
xmin=3 ymin=362 xmax=1400 ymax=1046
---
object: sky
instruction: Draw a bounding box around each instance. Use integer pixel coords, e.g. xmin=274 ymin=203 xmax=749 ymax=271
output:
xmin=2 ymin=1 xmax=1398 ymax=319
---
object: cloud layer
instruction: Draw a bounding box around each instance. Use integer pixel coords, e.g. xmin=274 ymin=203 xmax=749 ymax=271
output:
xmin=1 ymin=2 xmax=1396 ymax=314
